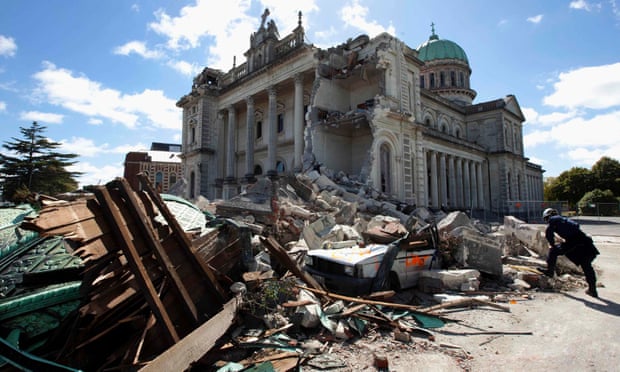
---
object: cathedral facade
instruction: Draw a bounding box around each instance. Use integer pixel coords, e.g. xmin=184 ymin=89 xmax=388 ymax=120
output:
xmin=177 ymin=11 xmax=544 ymax=219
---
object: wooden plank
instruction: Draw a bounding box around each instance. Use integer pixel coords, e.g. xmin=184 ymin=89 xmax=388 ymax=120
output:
xmin=92 ymin=185 xmax=180 ymax=344
xmin=139 ymin=297 xmax=240 ymax=372
xmin=21 ymin=199 xmax=100 ymax=230
xmin=136 ymin=173 xmax=227 ymax=301
xmin=114 ymin=178 xmax=199 ymax=323
xmin=260 ymin=236 xmax=325 ymax=292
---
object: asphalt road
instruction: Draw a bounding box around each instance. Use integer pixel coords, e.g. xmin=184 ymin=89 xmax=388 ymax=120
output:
xmin=430 ymin=218 xmax=620 ymax=371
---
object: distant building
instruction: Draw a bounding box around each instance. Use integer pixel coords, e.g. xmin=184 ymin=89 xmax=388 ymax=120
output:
xmin=123 ymin=143 xmax=183 ymax=193
xmin=177 ymin=10 xmax=544 ymax=219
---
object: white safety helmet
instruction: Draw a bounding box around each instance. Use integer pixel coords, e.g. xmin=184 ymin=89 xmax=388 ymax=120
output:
xmin=542 ymin=208 xmax=558 ymax=221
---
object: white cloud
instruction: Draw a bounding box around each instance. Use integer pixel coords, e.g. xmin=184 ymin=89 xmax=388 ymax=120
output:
xmin=339 ymin=0 xmax=396 ymax=37
xmin=522 ymin=107 xmax=580 ymax=127
xmin=527 ymin=62 xmax=620 ymax=173
xmin=570 ymin=0 xmax=592 ymax=11
xmin=167 ymin=60 xmax=201 ymax=76
xmin=0 ymin=35 xmax=17 ymax=57
xmin=114 ymin=41 xmax=163 ymax=59
xmin=59 ymin=137 xmax=149 ymax=158
xmin=109 ymin=143 xmax=149 ymax=154
xmin=527 ymin=14 xmax=544 ymax=24
xmin=88 ymin=118 xmax=103 ymax=125
xmin=565 ymin=147 xmax=606 ymax=166
xmin=32 ymin=61 xmax=181 ymax=130
xmin=524 ymin=129 xmax=553 ymax=148
xmin=147 ymin=0 xmax=319 ymax=70
xmin=543 ymin=63 xmax=620 ymax=110
xmin=0 ymin=101 xmax=6 ymax=111
xmin=60 ymin=137 xmax=108 ymax=157
xmin=19 ymin=111 xmax=64 ymax=124
xmin=69 ymin=161 xmax=123 ymax=188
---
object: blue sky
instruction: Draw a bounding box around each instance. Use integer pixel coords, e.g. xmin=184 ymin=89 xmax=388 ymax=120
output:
xmin=1 ymin=0 xmax=619 ymax=188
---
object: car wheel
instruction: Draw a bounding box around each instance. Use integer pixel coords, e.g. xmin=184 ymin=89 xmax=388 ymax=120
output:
xmin=388 ymin=271 xmax=401 ymax=291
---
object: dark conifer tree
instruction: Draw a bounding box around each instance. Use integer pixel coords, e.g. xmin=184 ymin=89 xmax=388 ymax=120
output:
xmin=1 ymin=121 xmax=81 ymax=202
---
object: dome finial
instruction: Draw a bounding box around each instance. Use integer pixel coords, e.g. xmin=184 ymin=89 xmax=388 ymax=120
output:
xmin=429 ymin=22 xmax=439 ymax=40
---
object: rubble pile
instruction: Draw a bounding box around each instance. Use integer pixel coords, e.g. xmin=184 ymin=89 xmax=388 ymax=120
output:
xmin=0 ymin=170 xmax=594 ymax=371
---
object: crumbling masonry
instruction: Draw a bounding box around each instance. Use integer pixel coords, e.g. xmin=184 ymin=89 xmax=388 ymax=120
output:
xmin=176 ymin=10 xmax=544 ymax=218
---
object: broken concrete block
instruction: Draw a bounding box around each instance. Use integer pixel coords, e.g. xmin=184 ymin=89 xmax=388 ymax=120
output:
xmin=302 ymin=215 xmax=337 ymax=250
xmin=460 ymin=277 xmax=480 ymax=292
xmin=437 ymin=211 xmax=471 ymax=235
xmin=333 ymin=200 xmax=357 ymax=225
xmin=508 ymin=278 xmax=531 ymax=291
xmin=419 ymin=269 xmax=480 ymax=292
xmin=296 ymin=289 xmax=322 ymax=328
xmin=503 ymin=216 xmax=547 ymax=256
xmin=456 ymin=229 xmax=503 ymax=276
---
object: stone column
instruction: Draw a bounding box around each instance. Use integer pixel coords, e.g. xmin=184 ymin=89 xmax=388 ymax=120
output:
xmin=448 ymin=155 xmax=456 ymax=208
xmin=477 ymin=162 xmax=484 ymax=208
xmin=267 ymin=86 xmax=277 ymax=176
xmin=456 ymin=157 xmax=463 ymax=208
xmin=430 ymin=151 xmax=439 ymax=207
xmin=293 ymin=73 xmax=304 ymax=171
xmin=439 ymin=152 xmax=447 ymax=208
xmin=226 ymin=105 xmax=236 ymax=179
xmin=470 ymin=160 xmax=478 ymax=208
xmin=463 ymin=160 xmax=471 ymax=209
xmin=245 ymin=96 xmax=256 ymax=182
xmin=223 ymin=106 xmax=238 ymax=199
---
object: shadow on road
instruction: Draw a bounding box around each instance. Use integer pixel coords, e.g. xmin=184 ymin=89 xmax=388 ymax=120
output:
xmin=574 ymin=219 xmax=620 ymax=225
xmin=563 ymin=292 xmax=620 ymax=317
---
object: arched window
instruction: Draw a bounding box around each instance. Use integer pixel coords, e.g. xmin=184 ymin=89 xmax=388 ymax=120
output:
xmin=155 ymin=172 xmax=163 ymax=192
xmin=430 ymin=73 xmax=435 ymax=88
xmin=380 ymin=143 xmax=391 ymax=194
xmin=276 ymin=161 xmax=285 ymax=173
xmin=256 ymin=121 xmax=262 ymax=139
xmin=450 ymin=71 xmax=456 ymax=87
xmin=507 ymin=171 xmax=512 ymax=200
xmin=254 ymin=165 xmax=263 ymax=175
xmin=420 ymin=75 xmax=425 ymax=89
xmin=277 ymin=113 xmax=284 ymax=133
xmin=440 ymin=72 xmax=445 ymax=87
xmin=190 ymin=171 xmax=196 ymax=199
xmin=455 ymin=127 xmax=461 ymax=139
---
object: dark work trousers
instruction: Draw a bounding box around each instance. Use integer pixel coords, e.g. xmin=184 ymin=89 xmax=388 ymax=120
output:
xmin=547 ymin=244 xmax=598 ymax=292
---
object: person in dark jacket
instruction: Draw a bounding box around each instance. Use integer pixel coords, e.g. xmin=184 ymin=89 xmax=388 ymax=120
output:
xmin=542 ymin=208 xmax=600 ymax=297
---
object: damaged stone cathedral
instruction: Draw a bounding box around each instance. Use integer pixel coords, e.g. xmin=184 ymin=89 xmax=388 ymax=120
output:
xmin=177 ymin=10 xmax=545 ymax=219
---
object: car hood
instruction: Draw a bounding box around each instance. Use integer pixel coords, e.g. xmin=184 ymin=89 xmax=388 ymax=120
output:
xmin=307 ymin=244 xmax=388 ymax=265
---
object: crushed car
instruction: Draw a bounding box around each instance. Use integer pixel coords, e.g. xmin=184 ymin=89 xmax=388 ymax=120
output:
xmin=304 ymin=223 xmax=440 ymax=296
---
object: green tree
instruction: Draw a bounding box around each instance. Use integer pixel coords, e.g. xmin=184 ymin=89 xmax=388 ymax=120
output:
xmin=591 ymin=156 xmax=620 ymax=196
xmin=578 ymin=189 xmax=619 ymax=216
xmin=544 ymin=166 xmax=593 ymax=209
xmin=0 ymin=121 xmax=81 ymax=202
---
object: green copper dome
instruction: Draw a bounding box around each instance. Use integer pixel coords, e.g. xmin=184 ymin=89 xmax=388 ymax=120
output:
xmin=417 ymin=29 xmax=469 ymax=64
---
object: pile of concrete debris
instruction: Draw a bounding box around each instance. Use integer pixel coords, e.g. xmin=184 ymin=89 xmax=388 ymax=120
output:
xmin=0 ymin=170 xmax=590 ymax=371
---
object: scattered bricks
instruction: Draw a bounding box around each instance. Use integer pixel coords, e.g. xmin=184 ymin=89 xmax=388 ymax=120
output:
xmin=394 ymin=330 xmax=412 ymax=343
xmin=374 ymin=352 xmax=389 ymax=370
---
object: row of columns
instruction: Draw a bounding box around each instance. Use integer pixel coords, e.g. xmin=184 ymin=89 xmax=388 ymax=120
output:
xmin=427 ymin=150 xmax=485 ymax=209
xmin=224 ymin=74 xmax=306 ymax=183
